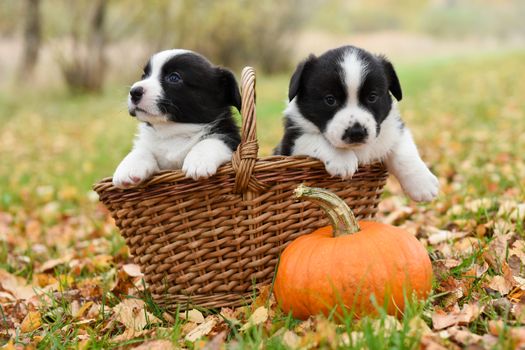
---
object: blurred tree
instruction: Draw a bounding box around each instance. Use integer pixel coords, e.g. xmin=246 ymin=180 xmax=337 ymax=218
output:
xmin=133 ymin=0 xmax=313 ymax=73
xmin=18 ymin=0 xmax=42 ymax=79
xmin=56 ymin=0 xmax=107 ymax=92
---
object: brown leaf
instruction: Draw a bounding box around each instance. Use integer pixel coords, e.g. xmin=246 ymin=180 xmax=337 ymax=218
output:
xmin=202 ymin=331 xmax=227 ymax=350
xmin=432 ymin=303 xmax=483 ymax=330
xmin=489 ymin=321 xmax=525 ymax=347
xmin=36 ymin=254 xmax=73 ymax=273
xmin=112 ymin=298 xmax=160 ymax=332
xmin=483 ymin=233 xmax=512 ymax=270
xmin=447 ymin=326 xmax=483 ymax=346
xmin=185 ymin=316 xmax=217 ymax=342
xmin=0 ymin=269 xmax=37 ymax=300
xmin=130 ymin=340 xmax=175 ymax=350
xmin=20 ymin=311 xmax=42 ymax=333
xmin=486 ymin=275 xmax=513 ymax=295
xmin=252 ymin=285 xmax=272 ymax=311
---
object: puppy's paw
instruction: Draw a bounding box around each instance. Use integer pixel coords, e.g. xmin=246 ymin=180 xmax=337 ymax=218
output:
xmin=112 ymin=160 xmax=156 ymax=189
xmin=324 ymin=154 xmax=359 ymax=180
xmin=182 ymin=152 xmax=221 ymax=180
xmin=403 ymin=168 xmax=439 ymax=202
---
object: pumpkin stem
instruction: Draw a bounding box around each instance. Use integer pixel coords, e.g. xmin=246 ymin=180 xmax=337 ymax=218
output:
xmin=294 ymin=184 xmax=360 ymax=236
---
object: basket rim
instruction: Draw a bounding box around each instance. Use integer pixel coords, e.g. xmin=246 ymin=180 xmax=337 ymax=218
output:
xmin=93 ymin=156 xmax=387 ymax=193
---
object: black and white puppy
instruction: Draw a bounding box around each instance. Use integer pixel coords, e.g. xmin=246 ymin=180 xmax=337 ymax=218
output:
xmin=275 ymin=45 xmax=439 ymax=201
xmin=113 ymin=49 xmax=241 ymax=188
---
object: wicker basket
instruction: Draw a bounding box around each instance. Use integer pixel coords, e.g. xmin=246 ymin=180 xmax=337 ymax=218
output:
xmin=94 ymin=67 xmax=388 ymax=310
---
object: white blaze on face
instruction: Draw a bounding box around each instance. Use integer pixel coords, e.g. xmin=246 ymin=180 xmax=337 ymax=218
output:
xmin=127 ymin=49 xmax=191 ymax=122
xmin=324 ymin=50 xmax=377 ymax=149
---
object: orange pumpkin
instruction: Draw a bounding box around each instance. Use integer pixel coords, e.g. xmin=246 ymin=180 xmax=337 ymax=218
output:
xmin=273 ymin=185 xmax=432 ymax=320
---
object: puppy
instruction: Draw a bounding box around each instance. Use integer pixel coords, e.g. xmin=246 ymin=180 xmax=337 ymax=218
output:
xmin=113 ymin=49 xmax=241 ymax=188
xmin=275 ymin=45 xmax=439 ymax=202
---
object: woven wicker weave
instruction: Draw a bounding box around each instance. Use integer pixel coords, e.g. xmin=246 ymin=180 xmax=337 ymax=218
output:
xmin=94 ymin=67 xmax=388 ymax=310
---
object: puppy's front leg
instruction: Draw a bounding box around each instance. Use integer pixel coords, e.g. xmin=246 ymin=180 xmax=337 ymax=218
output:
xmin=385 ymin=129 xmax=439 ymax=202
xmin=112 ymin=148 xmax=159 ymax=188
xmin=182 ymin=138 xmax=233 ymax=180
xmin=294 ymin=134 xmax=358 ymax=179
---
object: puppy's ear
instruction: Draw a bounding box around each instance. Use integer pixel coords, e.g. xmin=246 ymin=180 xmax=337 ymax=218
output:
xmin=219 ymin=68 xmax=242 ymax=111
xmin=289 ymin=54 xmax=316 ymax=101
xmin=379 ymin=55 xmax=402 ymax=101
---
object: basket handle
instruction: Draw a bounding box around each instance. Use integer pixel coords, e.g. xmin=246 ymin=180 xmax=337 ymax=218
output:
xmin=232 ymin=67 xmax=267 ymax=193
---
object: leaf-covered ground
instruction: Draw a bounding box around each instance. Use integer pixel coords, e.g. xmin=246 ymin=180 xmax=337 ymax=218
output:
xmin=1 ymin=51 xmax=524 ymax=349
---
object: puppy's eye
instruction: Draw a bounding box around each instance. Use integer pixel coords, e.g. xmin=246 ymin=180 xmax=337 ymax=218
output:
xmin=367 ymin=93 xmax=378 ymax=103
xmin=165 ymin=72 xmax=182 ymax=84
xmin=141 ymin=72 xmax=147 ymax=79
xmin=324 ymin=95 xmax=337 ymax=106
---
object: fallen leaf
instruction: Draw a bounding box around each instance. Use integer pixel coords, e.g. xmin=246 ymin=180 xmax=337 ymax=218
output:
xmin=408 ymin=316 xmax=432 ymax=337
xmin=427 ymin=229 xmax=467 ymax=245
xmin=36 ymin=254 xmax=73 ymax=273
xmin=240 ymin=306 xmax=268 ymax=331
xmin=179 ymin=309 xmax=205 ymax=324
xmin=122 ymin=263 xmax=143 ymax=277
xmin=113 ymin=298 xmax=160 ymax=332
xmin=0 ymin=269 xmax=37 ymax=300
xmin=202 ymin=331 xmax=227 ymax=350
xmin=432 ymin=303 xmax=483 ymax=330
xmin=486 ymin=275 xmax=513 ymax=295
xmin=131 ymin=340 xmax=175 ymax=350
xmin=252 ymin=285 xmax=272 ymax=311
xmin=185 ymin=317 xmax=217 ymax=342
xmin=483 ymin=234 xmax=512 ymax=270
xmin=448 ymin=326 xmax=483 ymax=345
xmin=20 ymin=311 xmax=42 ymax=333
xmin=282 ymin=330 xmax=300 ymax=349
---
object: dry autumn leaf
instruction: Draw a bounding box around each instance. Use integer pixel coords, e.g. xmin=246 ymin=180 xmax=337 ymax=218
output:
xmin=122 ymin=263 xmax=143 ymax=277
xmin=20 ymin=311 xmax=42 ymax=333
xmin=185 ymin=317 xmax=217 ymax=342
xmin=179 ymin=309 xmax=205 ymax=324
xmin=432 ymin=303 xmax=483 ymax=330
xmin=0 ymin=269 xmax=38 ymax=300
xmin=130 ymin=339 xmax=175 ymax=350
xmin=113 ymin=298 xmax=161 ymax=332
xmin=240 ymin=306 xmax=268 ymax=332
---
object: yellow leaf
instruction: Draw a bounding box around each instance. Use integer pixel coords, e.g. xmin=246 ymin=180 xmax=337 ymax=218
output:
xmin=240 ymin=306 xmax=268 ymax=331
xmin=74 ymin=301 xmax=94 ymax=319
xmin=21 ymin=311 xmax=42 ymax=333
xmin=179 ymin=309 xmax=204 ymax=324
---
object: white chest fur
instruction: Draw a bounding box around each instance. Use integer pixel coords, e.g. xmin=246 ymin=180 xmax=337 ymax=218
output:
xmin=134 ymin=122 xmax=208 ymax=170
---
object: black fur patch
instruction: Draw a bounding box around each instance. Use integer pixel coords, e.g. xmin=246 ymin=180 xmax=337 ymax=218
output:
xmin=152 ymin=53 xmax=241 ymax=151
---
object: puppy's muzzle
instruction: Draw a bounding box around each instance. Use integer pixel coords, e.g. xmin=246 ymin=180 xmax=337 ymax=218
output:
xmin=130 ymin=86 xmax=145 ymax=104
xmin=343 ymin=123 xmax=368 ymax=144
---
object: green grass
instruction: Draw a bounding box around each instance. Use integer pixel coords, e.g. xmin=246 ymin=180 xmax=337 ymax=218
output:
xmin=1 ymin=50 xmax=525 ymax=348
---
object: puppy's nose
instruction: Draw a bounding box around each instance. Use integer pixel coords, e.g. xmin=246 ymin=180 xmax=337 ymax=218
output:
xmin=129 ymin=86 xmax=144 ymax=104
xmin=343 ymin=123 xmax=368 ymax=143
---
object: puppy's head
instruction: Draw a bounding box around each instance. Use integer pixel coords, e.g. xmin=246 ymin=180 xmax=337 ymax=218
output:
xmin=128 ymin=49 xmax=241 ymax=124
xmin=288 ymin=46 xmax=402 ymax=148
